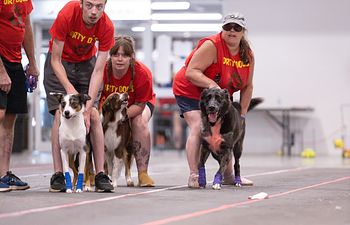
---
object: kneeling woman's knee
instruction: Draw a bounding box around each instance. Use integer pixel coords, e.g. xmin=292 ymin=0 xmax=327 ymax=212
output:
xmin=132 ymin=115 xmax=148 ymax=131
xmin=89 ymin=108 xmax=100 ymax=123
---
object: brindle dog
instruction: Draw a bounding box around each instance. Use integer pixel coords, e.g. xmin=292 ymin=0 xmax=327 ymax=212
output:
xmin=198 ymin=88 xmax=262 ymax=190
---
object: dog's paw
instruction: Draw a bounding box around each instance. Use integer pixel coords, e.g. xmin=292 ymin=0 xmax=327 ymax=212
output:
xmin=212 ymin=183 xmax=222 ymax=190
xmin=84 ymin=185 xmax=93 ymax=192
xmin=234 ymin=176 xmax=242 ymax=187
xmin=127 ymin=180 xmax=134 ymax=187
xmin=212 ymin=172 xmax=223 ymax=190
xmin=213 ymin=172 xmax=222 ymax=184
xmin=198 ymin=166 xmax=207 ymax=188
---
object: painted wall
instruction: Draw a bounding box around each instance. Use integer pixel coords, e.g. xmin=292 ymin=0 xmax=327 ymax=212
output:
xmin=224 ymin=0 xmax=350 ymax=155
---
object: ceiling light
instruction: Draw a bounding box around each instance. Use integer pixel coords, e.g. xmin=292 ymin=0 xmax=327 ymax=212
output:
xmin=151 ymin=13 xmax=222 ymax=21
xmin=151 ymin=23 xmax=221 ymax=32
xmin=151 ymin=1 xmax=190 ymax=10
xmin=132 ymin=26 xmax=146 ymax=32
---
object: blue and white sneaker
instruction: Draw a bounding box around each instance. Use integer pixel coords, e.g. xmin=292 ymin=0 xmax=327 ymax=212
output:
xmin=0 ymin=180 xmax=11 ymax=192
xmin=0 ymin=171 xmax=30 ymax=190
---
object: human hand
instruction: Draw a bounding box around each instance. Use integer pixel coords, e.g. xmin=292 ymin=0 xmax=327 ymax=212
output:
xmin=83 ymin=108 xmax=91 ymax=133
xmin=0 ymin=71 xmax=11 ymax=93
xmin=208 ymin=82 xmax=220 ymax=89
xmin=24 ymin=63 xmax=39 ymax=92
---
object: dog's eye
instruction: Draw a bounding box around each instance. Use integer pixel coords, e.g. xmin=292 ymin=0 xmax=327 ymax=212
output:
xmin=61 ymin=102 xmax=66 ymax=108
xmin=71 ymin=102 xmax=79 ymax=108
xmin=215 ymin=95 xmax=221 ymax=102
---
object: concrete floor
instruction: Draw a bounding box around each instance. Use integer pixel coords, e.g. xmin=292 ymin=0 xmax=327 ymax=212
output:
xmin=0 ymin=150 xmax=349 ymax=225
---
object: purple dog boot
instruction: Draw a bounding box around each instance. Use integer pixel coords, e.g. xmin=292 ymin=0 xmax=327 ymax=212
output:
xmin=234 ymin=176 xmax=242 ymax=187
xmin=212 ymin=172 xmax=222 ymax=190
xmin=198 ymin=166 xmax=206 ymax=188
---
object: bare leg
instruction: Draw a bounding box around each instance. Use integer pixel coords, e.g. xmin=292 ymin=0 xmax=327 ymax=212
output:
xmin=183 ymin=110 xmax=201 ymax=188
xmin=183 ymin=110 xmax=201 ymax=175
xmin=89 ymin=108 xmax=105 ymax=173
xmin=0 ymin=111 xmax=16 ymax=177
xmin=133 ymin=106 xmax=154 ymax=186
xmin=51 ymin=111 xmax=63 ymax=173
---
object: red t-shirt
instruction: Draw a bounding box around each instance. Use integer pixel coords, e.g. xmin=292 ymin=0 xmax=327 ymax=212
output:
xmin=48 ymin=1 xmax=114 ymax=62
xmin=0 ymin=0 xmax=33 ymax=62
xmin=100 ymin=61 xmax=156 ymax=109
xmin=173 ymin=33 xmax=251 ymax=100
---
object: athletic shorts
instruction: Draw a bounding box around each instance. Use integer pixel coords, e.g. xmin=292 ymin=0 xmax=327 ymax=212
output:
xmin=146 ymin=101 xmax=155 ymax=117
xmin=43 ymin=53 xmax=100 ymax=115
xmin=0 ymin=57 xmax=27 ymax=114
xmin=174 ymin=95 xmax=200 ymax=118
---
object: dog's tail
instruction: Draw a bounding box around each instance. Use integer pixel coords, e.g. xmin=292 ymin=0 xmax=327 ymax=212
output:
xmin=248 ymin=97 xmax=264 ymax=111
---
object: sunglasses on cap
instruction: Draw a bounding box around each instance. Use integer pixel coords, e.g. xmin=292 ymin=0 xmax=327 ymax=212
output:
xmin=222 ymin=23 xmax=243 ymax=32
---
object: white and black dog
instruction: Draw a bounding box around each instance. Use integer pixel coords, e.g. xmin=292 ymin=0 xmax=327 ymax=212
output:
xmin=198 ymin=88 xmax=262 ymax=190
xmin=101 ymin=92 xmax=134 ymax=188
xmin=51 ymin=93 xmax=93 ymax=193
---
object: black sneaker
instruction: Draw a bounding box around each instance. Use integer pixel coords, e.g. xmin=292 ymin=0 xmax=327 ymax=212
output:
xmin=0 ymin=171 xmax=29 ymax=190
xmin=49 ymin=172 xmax=66 ymax=192
xmin=95 ymin=172 xmax=114 ymax=192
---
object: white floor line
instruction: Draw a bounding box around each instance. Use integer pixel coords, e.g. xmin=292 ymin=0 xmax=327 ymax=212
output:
xmin=0 ymin=166 xmax=311 ymax=219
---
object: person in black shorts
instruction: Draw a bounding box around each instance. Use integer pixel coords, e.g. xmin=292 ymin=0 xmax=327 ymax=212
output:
xmin=0 ymin=0 xmax=39 ymax=192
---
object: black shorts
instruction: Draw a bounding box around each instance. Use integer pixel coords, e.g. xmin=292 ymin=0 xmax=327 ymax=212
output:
xmin=43 ymin=53 xmax=99 ymax=115
xmin=146 ymin=101 xmax=155 ymax=117
xmin=0 ymin=58 xmax=27 ymax=114
xmin=174 ymin=95 xmax=200 ymax=118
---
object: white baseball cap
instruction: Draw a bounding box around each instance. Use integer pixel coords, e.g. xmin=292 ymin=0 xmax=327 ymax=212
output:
xmin=222 ymin=12 xmax=246 ymax=28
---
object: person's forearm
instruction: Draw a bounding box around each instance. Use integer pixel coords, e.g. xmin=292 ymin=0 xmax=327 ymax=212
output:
xmin=186 ymin=68 xmax=218 ymax=89
xmin=86 ymin=70 xmax=103 ymax=111
xmin=51 ymin=58 xmax=75 ymax=93
xmin=0 ymin=58 xmax=7 ymax=76
xmin=22 ymin=16 xmax=36 ymax=64
xmin=240 ymin=84 xmax=253 ymax=115
xmin=87 ymin=51 xmax=108 ymax=110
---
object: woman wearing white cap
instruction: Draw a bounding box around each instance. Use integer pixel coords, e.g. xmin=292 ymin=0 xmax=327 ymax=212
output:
xmin=173 ymin=12 xmax=255 ymax=188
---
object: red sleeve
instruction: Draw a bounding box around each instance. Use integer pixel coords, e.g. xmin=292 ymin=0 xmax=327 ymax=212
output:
xmin=133 ymin=63 xmax=153 ymax=103
xmin=97 ymin=15 xmax=114 ymax=51
xmin=49 ymin=5 xmax=70 ymax=41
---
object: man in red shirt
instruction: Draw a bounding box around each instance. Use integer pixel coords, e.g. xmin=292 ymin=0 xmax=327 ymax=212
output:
xmin=44 ymin=0 xmax=114 ymax=192
xmin=0 ymin=0 xmax=39 ymax=192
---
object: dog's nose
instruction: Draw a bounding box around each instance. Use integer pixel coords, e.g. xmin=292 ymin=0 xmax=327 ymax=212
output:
xmin=64 ymin=111 xmax=70 ymax=117
xmin=208 ymin=106 xmax=216 ymax=112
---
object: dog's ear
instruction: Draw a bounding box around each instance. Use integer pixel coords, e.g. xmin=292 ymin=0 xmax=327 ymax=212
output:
xmin=200 ymin=88 xmax=209 ymax=113
xmin=222 ymin=89 xmax=231 ymax=102
xmin=78 ymin=94 xmax=91 ymax=105
xmin=102 ymin=98 xmax=110 ymax=115
xmin=49 ymin=92 xmax=64 ymax=103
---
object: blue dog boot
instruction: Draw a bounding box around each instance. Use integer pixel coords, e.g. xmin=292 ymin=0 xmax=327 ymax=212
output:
xmin=76 ymin=173 xmax=84 ymax=193
xmin=198 ymin=166 xmax=206 ymax=188
xmin=64 ymin=172 xmax=73 ymax=193
xmin=234 ymin=176 xmax=242 ymax=187
xmin=212 ymin=172 xmax=222 ymax=190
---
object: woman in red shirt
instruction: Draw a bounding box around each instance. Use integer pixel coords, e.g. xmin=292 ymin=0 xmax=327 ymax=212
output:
xmin=101 ymin=35 xmax=156 ymax=187
xmin=173 ymin=12 xmax=255 ymax=188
